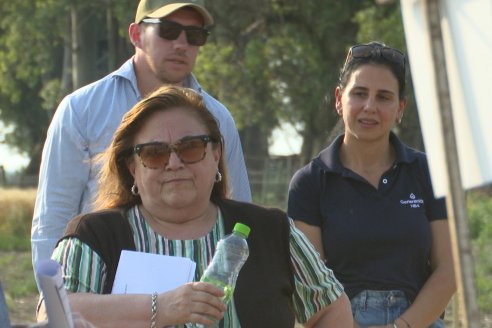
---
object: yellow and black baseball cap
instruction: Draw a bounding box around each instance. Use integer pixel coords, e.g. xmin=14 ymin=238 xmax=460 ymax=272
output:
xmin=135 ymin=0 xmax=214 ymax=25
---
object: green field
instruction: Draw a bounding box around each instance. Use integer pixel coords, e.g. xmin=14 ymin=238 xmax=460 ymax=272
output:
xmin=0 ymin=188 xmax=38 ymax=324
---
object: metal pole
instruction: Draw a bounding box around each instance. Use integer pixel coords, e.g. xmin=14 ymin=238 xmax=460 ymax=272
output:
xmin=425 ymin=0 xmax=481 ymax=327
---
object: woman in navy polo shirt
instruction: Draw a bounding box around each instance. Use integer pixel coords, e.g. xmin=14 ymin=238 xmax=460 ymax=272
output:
xmin=288 ymin=42 xmax=455 ymax=328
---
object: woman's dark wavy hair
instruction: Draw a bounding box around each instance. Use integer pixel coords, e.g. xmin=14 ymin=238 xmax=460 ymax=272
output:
xmin=94 ymin=85 xmax=228 ymax=210
xmin=338 ymin=41 xmax=407 ymax=100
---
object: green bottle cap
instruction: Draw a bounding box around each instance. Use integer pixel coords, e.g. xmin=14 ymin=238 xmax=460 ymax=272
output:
xmin=233 ymin=223 xmax=251 ymax=238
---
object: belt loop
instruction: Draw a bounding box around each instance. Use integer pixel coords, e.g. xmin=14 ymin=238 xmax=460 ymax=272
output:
xmin=361 ymin=290 xmax=368 ymax=310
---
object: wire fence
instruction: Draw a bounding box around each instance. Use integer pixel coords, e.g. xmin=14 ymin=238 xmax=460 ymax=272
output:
xmin=0 ymin=169 xmax=37 ymax=189
xmin=247 ymin=155 xmax=302 ymax=211
xmin=0 ymin=156 xmax=302 ymax=211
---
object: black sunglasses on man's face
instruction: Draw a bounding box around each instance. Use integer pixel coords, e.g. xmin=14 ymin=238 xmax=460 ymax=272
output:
xmin=141 ymin=18 xmax=210 ymax=46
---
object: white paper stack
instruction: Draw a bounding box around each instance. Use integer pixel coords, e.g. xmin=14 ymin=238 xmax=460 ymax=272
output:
xmin=112 ymin=250 xmax=196 ymax=294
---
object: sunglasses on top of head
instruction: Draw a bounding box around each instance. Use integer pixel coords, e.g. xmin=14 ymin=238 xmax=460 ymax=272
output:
xmin=133 ymin=135 xmax=216 ymax=169
xmin=342 ymin=44 xmax=406 ymax=74
xmin=141 ymin=18 xmax=210 ymax=46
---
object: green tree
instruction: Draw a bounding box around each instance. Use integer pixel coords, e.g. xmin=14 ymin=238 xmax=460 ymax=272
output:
xmin=0 ymin=0 xmax=65 ymax=173
xmin=197 ymin=1 xmax=414 ymax=166
xmin=0 ymin=0 xmax=418 ymax=177
xmin=0 ymin=0 xmax=133 ymax=174
xmin=198 ymin=0 xmax=366 ymax=166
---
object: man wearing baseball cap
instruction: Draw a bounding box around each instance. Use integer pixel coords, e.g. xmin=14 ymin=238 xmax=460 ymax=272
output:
xmin=32 ymin=0 xmax=251 ymax=293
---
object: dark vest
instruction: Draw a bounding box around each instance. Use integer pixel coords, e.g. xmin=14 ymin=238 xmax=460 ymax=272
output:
xmin=60 ymin=199 xmax=296 ymax=327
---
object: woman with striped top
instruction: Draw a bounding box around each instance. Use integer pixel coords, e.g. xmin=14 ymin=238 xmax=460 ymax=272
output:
xmin=37 ymin=85 xmax=352 ymax=328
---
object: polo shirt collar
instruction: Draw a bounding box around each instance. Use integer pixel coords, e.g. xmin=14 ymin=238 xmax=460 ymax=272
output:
xmin=314 ymin=131 xmax=418 ymax=173
xmin=390 ymin=131 xmax=419 ymax=164
xmin=315 ymin=134 xmax=344 ymax=173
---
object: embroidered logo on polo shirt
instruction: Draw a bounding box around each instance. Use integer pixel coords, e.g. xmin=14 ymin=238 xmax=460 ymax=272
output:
xmin=400 ymin=193 xmax=424 ymax=208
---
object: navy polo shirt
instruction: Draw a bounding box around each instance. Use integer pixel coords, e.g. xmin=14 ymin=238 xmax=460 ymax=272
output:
xmin=287 ymin=132 xmax=447 ymax=301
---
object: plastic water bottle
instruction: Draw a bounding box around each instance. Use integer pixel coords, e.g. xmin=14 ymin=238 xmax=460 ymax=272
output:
xmin=195 ymin=222 xmax=250 ymax=328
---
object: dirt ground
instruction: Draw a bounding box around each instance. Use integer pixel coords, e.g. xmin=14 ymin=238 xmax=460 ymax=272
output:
xmin=7 ymin=295 xmax=38 ymax=326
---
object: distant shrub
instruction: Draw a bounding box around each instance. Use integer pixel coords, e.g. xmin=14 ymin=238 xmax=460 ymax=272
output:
xmin=467 ymin=189 xmax=492 ymax=313
xmin=0 ymin=188 xmax=36 ymax=251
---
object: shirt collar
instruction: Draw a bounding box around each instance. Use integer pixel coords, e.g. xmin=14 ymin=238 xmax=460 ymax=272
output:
xmin=112 ymin=58 xmax=203 ymax=98
xmin=390 ymin=131 xmax=418 ymax=164
xmin=183 ymin=74 xmax=204 ymax=94
xmin=112 ymin=58 xmax=140 ymax=97
xmin=314 ymin=131 xmax=418 ymax=173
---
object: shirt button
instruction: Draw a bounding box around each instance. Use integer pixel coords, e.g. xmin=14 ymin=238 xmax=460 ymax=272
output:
xmin=382 ymin=178 xmax=388 ymax=184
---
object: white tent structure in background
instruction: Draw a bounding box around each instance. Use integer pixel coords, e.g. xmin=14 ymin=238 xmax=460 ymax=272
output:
xmin=401 ymin=0 xmax=492 ymax=327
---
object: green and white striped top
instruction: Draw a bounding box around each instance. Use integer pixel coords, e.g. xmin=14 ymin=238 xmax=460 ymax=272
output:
xmin=52 ymin=205 xmax=343 ymax=327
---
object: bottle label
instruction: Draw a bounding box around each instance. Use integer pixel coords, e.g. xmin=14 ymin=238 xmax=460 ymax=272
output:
xmin=200 ymin=276 xmax=234 ymax=303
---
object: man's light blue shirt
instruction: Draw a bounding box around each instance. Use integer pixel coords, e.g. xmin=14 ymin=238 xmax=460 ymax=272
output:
xmin=31 ymin=58 xmax=251 ymax=270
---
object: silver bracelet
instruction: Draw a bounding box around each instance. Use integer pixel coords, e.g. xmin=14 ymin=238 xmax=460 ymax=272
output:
xmin=393 ymin=322 xmax=399 ymax=328
xmin=151 ymin=292 xmax=158 ymax=328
